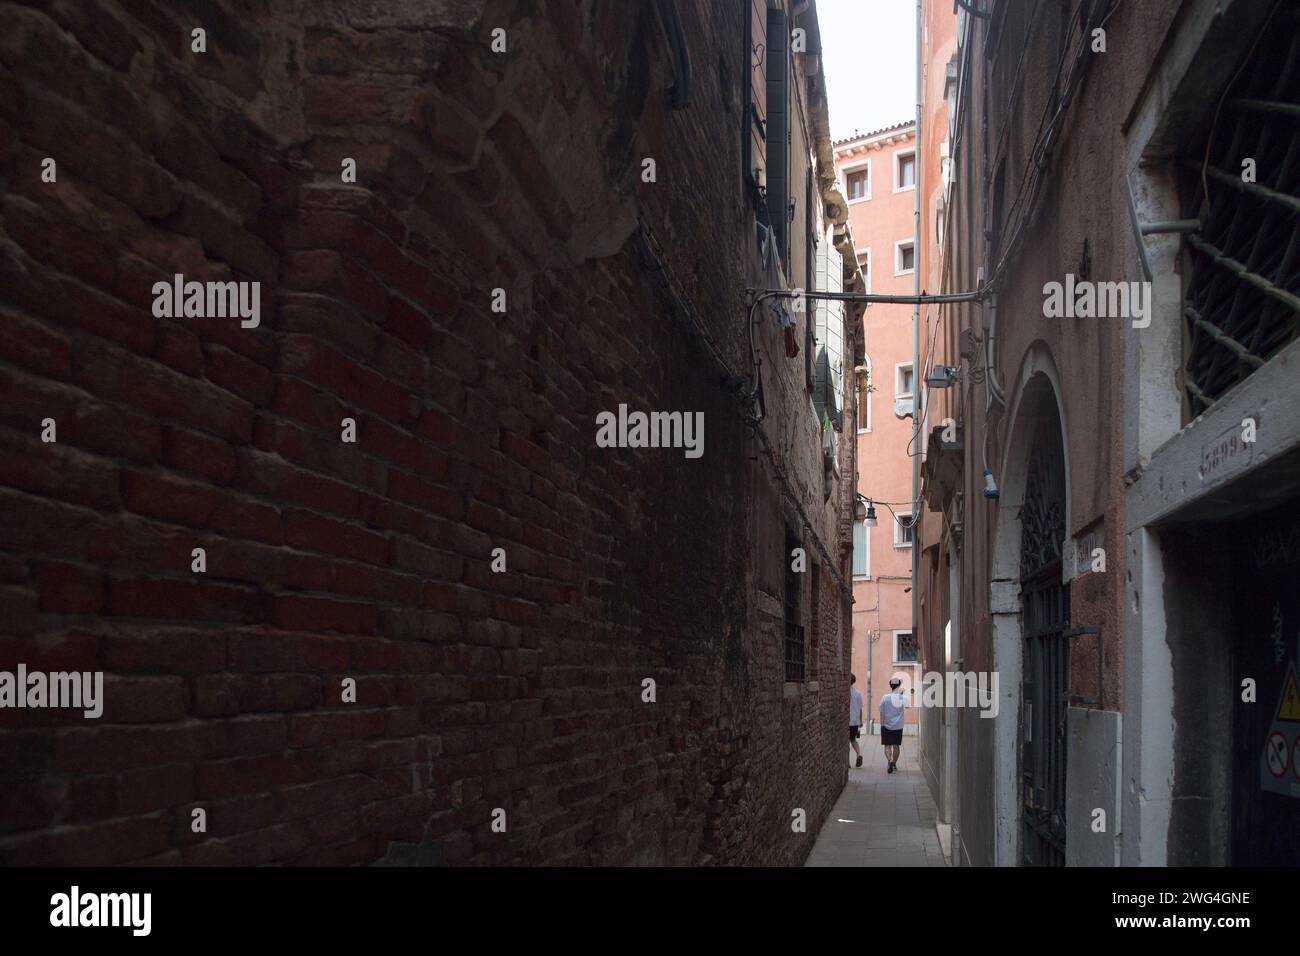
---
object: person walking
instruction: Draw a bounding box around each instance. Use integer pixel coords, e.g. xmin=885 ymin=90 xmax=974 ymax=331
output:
xmin=849 ymin=674 xmax=864 ymax=768
xmin=879 ymin=677 xmax=907 ymax=773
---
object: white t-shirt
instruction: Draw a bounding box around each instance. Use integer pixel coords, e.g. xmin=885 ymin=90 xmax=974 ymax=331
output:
xmin=849 ymin=687 xmax=863 ymax=726
xmin=879 ymin=691 xmax=906 ymax=731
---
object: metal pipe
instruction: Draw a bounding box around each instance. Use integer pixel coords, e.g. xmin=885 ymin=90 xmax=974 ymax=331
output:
xmin=1140 ymin=219 xmax=1200 ymax=234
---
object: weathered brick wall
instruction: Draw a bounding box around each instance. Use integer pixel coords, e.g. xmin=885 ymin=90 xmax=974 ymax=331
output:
xmin=0 ymin=0 xmax=853 ymax=864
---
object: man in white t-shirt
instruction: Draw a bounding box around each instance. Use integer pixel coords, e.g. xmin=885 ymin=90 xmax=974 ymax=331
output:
xmin=879 ymin=677 xmax=907 ymax=773
xmin=849 ymin=674 xmax=864 ymax=768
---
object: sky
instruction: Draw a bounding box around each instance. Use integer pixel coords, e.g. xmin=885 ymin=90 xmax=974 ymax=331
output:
xmin=818 ymin=0 xmax=918 ymax=141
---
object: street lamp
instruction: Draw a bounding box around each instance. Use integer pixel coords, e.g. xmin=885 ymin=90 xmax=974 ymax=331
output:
xmin=855 ymin=494 xmax=878 ymax=527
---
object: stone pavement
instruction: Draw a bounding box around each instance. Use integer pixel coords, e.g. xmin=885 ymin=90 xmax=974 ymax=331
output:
xmin=805 ymin=734 xmax=946 ymax=867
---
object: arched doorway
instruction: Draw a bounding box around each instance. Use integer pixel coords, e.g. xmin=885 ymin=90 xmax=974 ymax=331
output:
xmin=1017 ymin=409 xmax=1069 ymax=866
xmin=989 ymin=353 xmax=1071 ymax=867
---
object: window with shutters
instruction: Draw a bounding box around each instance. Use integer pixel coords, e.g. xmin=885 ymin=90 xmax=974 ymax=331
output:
xmin=815 ymin=235 xmax=845 ymax=429
xmin=745 ymin=0 xmax=768 ymax=199
xmin=764 ymin=5 xmax=791 ymax=270
xmin=857 ymin=358 xmax=872 ymax=433
xmin=852 ymin=520 xmax=870 ymax=579
xmin=895 ymin=151 xmax=916 ymax=191
xmin=844 ymin=160 xmax=871 ymax=203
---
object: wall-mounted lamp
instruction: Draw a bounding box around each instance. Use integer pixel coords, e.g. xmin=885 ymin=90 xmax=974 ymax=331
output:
xmin=925 ymin=365 xmax=963 ymax=388
xmin=855 ymin=494 xmax=878 ymax=526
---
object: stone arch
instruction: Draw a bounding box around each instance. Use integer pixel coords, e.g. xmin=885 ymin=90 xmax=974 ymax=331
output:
xmin=990 ymin=341 xmax=1071 ymax=866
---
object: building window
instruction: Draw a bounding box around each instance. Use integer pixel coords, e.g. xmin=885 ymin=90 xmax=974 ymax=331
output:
xmin=893 ymin=630 xmax=918 ymax=664
xmin=852 ymin=520 xmax=870 ymax=578
xmin=895 ymin=150 xmax=916 ymax=191
xmin=856 ymin=362 xmax=872 ymax=432
xmin=895 ymin=240 xmax=915 ymax=274
xmin=847 ymin=168 xmax=869 ymax=201
xmin=808 ymin=561 xmax=821 ymax=679
xmin=894 ymin=511 xmax=914 ymax=547
xmin=814 ymin=237 xmax=846 ymax=429
xmin=895 ymin=362 xmax=915 ymax=399
xmin=857 ymin=249 xmax=870 ymax=292
xmin=843 ymin=160 xmax=870 ymax=202
xmin=784 ymin=524 xmax=805 ymax=681
xmin=1179 ymin=23 xmax=1300 ymax=419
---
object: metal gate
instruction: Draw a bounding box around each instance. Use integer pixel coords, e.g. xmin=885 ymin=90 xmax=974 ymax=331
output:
xmin=1019 ymin=417 xmax=1069 ymax=866
xmin=1231 ymin=498 xmax=1300 ymax=866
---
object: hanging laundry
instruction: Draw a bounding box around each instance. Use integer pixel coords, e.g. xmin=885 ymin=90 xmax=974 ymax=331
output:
xmin=757 ymin=221 xmax=794 ymax=330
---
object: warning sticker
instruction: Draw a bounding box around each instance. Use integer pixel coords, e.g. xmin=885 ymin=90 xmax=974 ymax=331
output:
xmin=1278 ymin=670 xmax=1300 ymax=722
xmin=1261 ymin=663 xmax=1300 ymax=799
xmin=1265 ymin=732 xmax=1288 ymax=778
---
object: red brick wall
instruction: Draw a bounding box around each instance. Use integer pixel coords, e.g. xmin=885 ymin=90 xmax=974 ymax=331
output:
xmin=0 ymin=0 xmax=851 ymax=865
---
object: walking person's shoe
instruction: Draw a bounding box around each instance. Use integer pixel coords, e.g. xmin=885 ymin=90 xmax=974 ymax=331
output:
xmin=856 ymin=755 xmax=863 ymax=768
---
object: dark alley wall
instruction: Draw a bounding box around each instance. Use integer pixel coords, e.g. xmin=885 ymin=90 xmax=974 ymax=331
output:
xmin=0 ymin=0 xmax=855 ymax=864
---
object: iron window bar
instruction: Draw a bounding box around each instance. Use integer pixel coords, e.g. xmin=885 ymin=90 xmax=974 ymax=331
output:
xmin=1183 ymin=305 xmax=1267 ymax=371
xmin=1184 ymin=231 xmax=1300 ymax=315
xmin=1228 ymin=98 xmax=1300 ymax=120
xmin=1191 ymin=160 xmax=1300 ymax=216
xmin=784 ymin=622 xmax=806 ymax=683
xmin=1177 ymin=16 xmax=1300 ymax=418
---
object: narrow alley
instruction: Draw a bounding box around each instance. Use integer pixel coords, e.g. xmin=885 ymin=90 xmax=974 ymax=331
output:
xmin=806 ymin=744 xmax=944 ymax=868
xmin=0 ymin=0 xmax=1296 ymax=922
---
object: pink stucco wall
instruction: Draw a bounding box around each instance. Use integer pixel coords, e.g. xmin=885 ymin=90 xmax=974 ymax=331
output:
xmin=837 ymin=125 xmax=919 ymax=730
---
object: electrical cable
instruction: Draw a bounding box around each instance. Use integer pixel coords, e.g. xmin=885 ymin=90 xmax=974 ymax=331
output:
xmin=639 ymin=218 xmax=859 ymax=601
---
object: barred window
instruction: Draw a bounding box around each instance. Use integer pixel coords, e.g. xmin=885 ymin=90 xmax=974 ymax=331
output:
xmin=1180 ymin=16 xmax=1300 ymax=419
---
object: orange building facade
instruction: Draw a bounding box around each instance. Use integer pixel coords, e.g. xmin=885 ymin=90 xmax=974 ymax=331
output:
xmin=836 ymin=123 xmax=918 ymax=733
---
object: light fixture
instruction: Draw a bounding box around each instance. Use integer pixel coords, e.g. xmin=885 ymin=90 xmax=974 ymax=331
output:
xmin=855 ymin=495 xmax=878 ymax=526
xmin=925 ymin=364 xmax=963 ymax=388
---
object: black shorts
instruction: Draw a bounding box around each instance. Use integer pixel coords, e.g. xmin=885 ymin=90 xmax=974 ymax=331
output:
xmin=881 ymin=727 xmax=903 ymax=746
xmin=849 ymin=725 xmax=860 ymax=741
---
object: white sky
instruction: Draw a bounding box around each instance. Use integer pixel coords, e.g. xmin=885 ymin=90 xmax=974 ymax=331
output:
xmin=818 ymin=0 xmax=917 ymax=141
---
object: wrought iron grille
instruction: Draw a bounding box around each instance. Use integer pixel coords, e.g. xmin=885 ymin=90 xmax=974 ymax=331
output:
xmin=784 ymin=621 xmax=805 ymax=683
xmin=1181 ymin=12 xmax=1300 ymax=417
xmin=1018 ymin=419 xmax=1065 ymax=581
xmin=1019 ymin=414 xmax=1069 ymax=867
xmin=1021 ymin=573 xmax=1069 ymax=867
